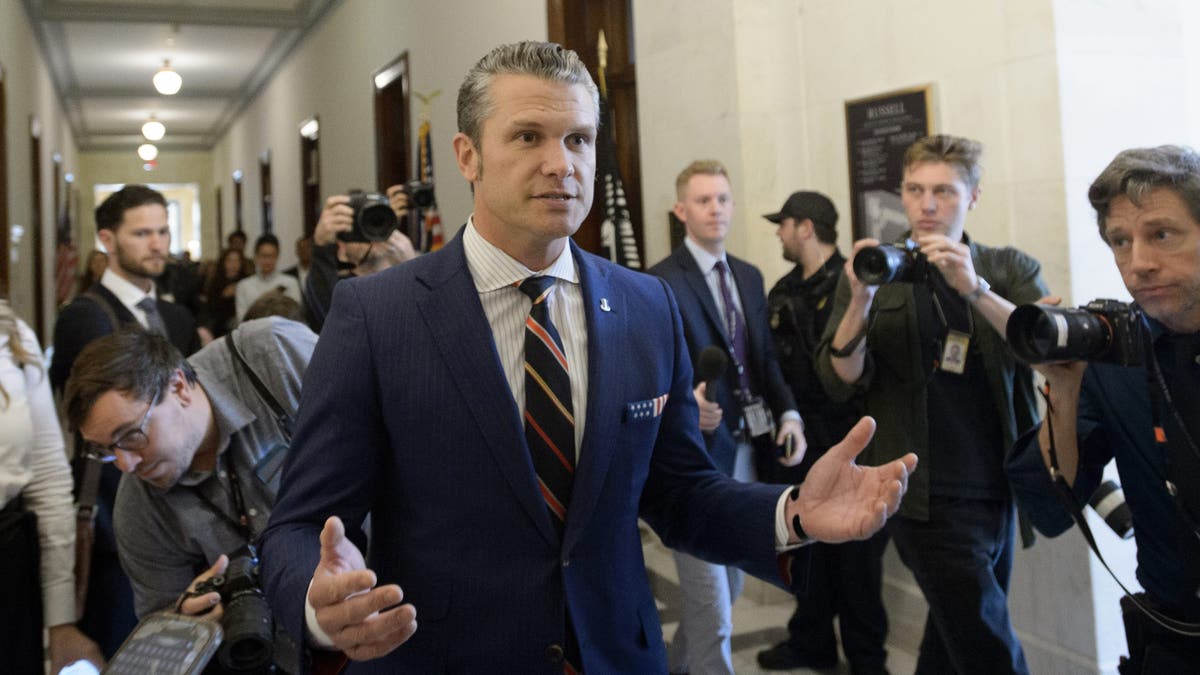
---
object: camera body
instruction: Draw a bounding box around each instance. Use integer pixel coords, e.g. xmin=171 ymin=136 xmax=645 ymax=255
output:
xmin=852 ymin=239 xmax=929 ymax=285
xmin=1006 ymin=298 xmax=1145 ymax=366
xmin=192 ymin=545 xmax=273 ymax=673
xmin=403 ymin=179 xmax=436 ymax=210
xmin=339 ymin=189 xmax=397 ymax=243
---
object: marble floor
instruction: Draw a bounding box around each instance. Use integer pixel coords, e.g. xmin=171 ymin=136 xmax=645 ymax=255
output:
xmin=642 ymin=526 xmax=918 ymax=675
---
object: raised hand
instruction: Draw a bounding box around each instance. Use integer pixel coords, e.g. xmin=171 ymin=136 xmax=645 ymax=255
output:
xmin=307 ymin=516 xmax=418 ymax=661
xmin=788 ymin=417 xmax=917 ymax=544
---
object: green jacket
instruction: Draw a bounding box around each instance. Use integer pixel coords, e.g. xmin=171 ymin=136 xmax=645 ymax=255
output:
xmin=815 ymin=235 xmax=1048 ymax=522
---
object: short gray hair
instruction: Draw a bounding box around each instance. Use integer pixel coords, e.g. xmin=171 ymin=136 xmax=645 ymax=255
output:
xmin=457 ymin=41 xmax=599 ymax=149
xmin=1088 ymin=145 xmax=1200 ymax=241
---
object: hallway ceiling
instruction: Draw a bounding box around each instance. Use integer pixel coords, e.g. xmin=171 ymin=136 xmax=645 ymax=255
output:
xmin=23 ymin=0 xmax=341 ymax=153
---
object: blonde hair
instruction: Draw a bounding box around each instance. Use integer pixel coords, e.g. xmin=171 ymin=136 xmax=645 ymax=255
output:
xmin=0 ymin=300 xmax=42 ymax=408
xmin=675 ymin=160 xmax=730 ymax=199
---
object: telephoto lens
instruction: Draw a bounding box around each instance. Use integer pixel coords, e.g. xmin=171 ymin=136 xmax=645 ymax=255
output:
xmin=1006 ymin=299 xmax=1144 ymax=366
xmin=852 ymin=240 xmax=924 ymax=285
xmin=1089 ymin=479 xmax=1134 ymax=540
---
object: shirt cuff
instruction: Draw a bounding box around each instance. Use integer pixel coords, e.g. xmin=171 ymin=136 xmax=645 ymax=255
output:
xmin=305 ymin=578 xmax=337 ymax=649
xmin=773 ymin=487 xmax=812 ymax=551
xmin=779 ymin=410 xmax=801 ymax=426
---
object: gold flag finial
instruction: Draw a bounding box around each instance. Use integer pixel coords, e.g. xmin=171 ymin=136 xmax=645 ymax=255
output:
xmin=597 ymin=30 xmax=609 ymax=98
xmin=415 ymin=89 xmax=442 ymax=122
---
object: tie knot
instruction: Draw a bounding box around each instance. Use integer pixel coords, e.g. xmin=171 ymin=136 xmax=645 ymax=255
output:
xmin=136 ymin=297 xmax=157 ymax=314
xmin=713 ymin=259 xmax=728 ymax=276
xmin=519 ymin=275 xmax=556 ymax=304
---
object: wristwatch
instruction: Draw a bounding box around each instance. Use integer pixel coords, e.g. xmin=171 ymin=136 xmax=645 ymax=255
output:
xmin=963 ymin=277 xmax=990 ymax=303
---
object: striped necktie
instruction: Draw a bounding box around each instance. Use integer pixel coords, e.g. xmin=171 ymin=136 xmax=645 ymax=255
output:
xmin=519 ymin=276 xmax=583 ymax=673
xmin=518 ymin=275 xmax=575 ymax=537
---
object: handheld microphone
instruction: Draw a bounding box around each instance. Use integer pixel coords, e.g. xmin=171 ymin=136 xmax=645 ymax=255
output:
xmin=697 ymin=346 xmax=728 ymax=403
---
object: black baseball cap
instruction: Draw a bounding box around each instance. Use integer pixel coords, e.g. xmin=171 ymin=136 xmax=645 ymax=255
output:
xmin=762 ymin=191 xmax=838 ymax=227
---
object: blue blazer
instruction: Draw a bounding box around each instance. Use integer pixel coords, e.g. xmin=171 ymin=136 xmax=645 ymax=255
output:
xmin=648 ymin=246 xmax=796 ymax=475
xmin=261 ymin=233 xmax=784 ymax=674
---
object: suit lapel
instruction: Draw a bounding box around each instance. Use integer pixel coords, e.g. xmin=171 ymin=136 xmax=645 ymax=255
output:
xmin=563 ymin=245 xmax=623 ymax=555
xmin=676 ymin=248 xmax=731 ymax=348
xmin=414 ymin=236 xmax=559 ymax=548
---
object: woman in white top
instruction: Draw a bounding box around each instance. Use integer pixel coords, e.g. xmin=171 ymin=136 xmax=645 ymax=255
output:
xmin=0 ymin=299 xmax=103 ymax=672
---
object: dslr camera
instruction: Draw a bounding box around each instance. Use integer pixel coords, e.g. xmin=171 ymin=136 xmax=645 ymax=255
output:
xmin=339 ymin=182 xmax=434 ymax=243
xmin=192 ymin=545 xmax=274 ymax=673
xmin=1006 ymin=298 xmax=1145 ymax=366
xmin=852 ymin=239 xmax=929 ymax=285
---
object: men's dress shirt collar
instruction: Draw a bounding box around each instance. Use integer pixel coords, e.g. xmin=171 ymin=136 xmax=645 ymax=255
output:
xmin=462 ymin=216 xmax=579 ymax=291
xmin=683 ymin=235 xmax=726 ymax=274
xmin=100 ymin=267 xmax=157 ymax=310
xmin=177 ymin=377 xmax=255 ymax=487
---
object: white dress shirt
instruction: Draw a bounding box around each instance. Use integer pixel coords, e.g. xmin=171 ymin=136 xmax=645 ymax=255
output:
xmin=463 ymin=219 xmax=588 ymax=457
xmin=100 ymin=268 xmax=158 ymax=330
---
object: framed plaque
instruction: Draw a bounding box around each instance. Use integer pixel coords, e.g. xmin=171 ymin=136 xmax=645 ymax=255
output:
xmin=845 ymin=86 xmax=933 ymax=242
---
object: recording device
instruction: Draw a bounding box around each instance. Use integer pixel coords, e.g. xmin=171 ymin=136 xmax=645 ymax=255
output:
xmin=1006 ymin=299 xmax=1145 ymax=366
xmin=340 ymin=189 xmax=396 ymax=243
xmin=191 ymin=545 xmax=274 ymax=673
xmin=402 ymin=179 xmax=436 ymax=210
xmin=104 ymin=612 xmax=221 ymax=675
xmin=1089 ymin=479 xmax=1134 ymax=540
xmin=697 ymin=346 xmax=728 ymax=402
xmin=852 ymin=239 xmax=929 ymax=285
xmin=780 ymin=434 xmax=795 ymax=460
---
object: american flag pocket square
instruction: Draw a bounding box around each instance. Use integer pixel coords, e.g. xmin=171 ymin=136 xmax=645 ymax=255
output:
xmin=625 ymin=393 xmax=669 ymax=421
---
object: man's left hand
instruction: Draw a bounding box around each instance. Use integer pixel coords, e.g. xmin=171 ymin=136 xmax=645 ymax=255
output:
xmin=786 ymin=416 xmax=917 ymax=544
xmin=48 ymin=623 xmax=105 ymax=674
xmin=917 ymin=233 xmax=978 ymax=296
xmin=774 ymin=418 xmax=806 ymax=466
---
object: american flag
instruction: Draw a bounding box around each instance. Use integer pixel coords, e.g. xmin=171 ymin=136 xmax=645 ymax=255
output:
xmin=596 ymin=93 xmax=641 ymax=270
xmin=415 ymin=116 xmax=443 ymax=252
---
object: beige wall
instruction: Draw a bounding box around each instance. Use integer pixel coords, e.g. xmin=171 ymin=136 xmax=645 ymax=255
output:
xmin=0 ymin=1 xmax=79 ymax=338
xmin=211 ymin=0 xmax=549 ymax=271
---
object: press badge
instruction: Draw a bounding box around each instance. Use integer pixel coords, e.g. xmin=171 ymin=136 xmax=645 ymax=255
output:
xmin=940 ymin=330 xmax=970 ymax=375
xmin=742 ymin=397 xmax=774 ymax=438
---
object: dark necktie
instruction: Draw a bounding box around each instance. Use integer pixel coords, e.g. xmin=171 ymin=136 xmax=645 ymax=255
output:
xmin=518 ymin=276 xmax=575 ymax=537
xmin=136 ymin=297 xmax=168 ymax=336
xmin=714 ymin=260 xmax=752 ymax=396
xmin=518 ymin=276 xmax=582 ymax=674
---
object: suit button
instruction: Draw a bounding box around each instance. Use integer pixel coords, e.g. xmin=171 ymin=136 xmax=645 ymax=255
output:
xmin=546 ymin=644 xmax=564 ymax=664
xmin=562 ymin=558 xmax=570 ymax=567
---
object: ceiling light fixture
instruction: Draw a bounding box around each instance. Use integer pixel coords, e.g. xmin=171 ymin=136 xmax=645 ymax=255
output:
xmin=142 ymin=114 xmax=165 ymax=141
xmin=137 ymin=143 xmax=159 ymax=161
xmin=153 ymin=60 xmax=182 ymax=95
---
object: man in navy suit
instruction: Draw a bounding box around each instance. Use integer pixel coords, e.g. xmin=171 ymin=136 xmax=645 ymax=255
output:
xmin=260 ymin=41 xmax=917 ymax=674
xmin=648 ymin=160 xmax=804 ymax=675
xmin=50 ymin=184 xmax=200 ymax=658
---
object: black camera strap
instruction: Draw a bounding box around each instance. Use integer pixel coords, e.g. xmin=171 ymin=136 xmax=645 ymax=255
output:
xmin=1041 ymin=387 xmax=1200 ymax=636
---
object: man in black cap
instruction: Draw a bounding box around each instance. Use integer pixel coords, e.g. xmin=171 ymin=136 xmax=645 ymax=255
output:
xmin=756 ymin=192 xmax=891 ymax=674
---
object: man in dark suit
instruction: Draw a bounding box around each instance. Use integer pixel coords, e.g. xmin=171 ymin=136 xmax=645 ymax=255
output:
xmin=260 ymin=41 xmax=916 ymax=674
xmin=648 ymin=160 xmax=804 ymax=675
xmin=50 ymin=184 xmax=200 ymax=657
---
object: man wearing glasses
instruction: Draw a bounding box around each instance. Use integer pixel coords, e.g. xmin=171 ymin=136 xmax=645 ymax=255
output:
xmin=62 ymin=316 xmax=315 ymax=671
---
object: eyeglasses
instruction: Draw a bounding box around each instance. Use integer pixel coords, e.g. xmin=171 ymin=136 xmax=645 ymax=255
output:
xmin=80 ymin=389 xmax=161 ymax=463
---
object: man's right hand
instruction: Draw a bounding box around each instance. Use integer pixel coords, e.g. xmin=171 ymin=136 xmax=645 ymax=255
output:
xmin=314 ymin=195 xmax=354 ymax=246
xmin=692 ymin=382 xmax=722 ymax=433
xmin=308 ymin=516 xmax=418 ymax=661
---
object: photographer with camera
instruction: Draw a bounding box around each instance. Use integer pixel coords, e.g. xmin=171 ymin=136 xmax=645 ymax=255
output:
xmin=62 ymin=316 xmax=317 ymax=673
xmin=816 ymin=134 xmax=1049 ymax=674
xmin=304 ymin=185 xmax=420 ymax=332
xmin=1006 ymin=145 xmax=1200 ymax=672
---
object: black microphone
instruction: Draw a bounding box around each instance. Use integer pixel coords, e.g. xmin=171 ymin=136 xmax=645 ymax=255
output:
xmin=696 ymin=346 xmax=728 ymax=402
